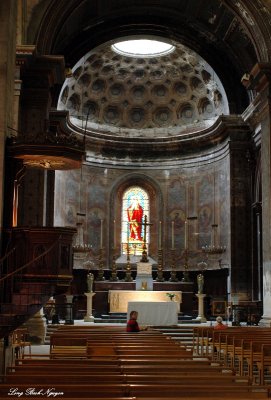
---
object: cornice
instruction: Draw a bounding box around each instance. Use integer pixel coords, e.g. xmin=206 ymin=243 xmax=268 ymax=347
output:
xmin=55 ymin=112 xmax=252 ymax=168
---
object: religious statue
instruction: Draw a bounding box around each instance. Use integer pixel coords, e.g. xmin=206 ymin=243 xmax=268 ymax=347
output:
xmin=197 ymin=273 xmax=204 ymax=294
xmin=127 ymin=196 xmax=143 ymax=240
xmin=87 ymin=272 xmax=94 ymax=293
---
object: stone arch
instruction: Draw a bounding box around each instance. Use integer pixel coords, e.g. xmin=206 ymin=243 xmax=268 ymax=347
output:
xmin=26 ymin=1 xmax=270 ymax=113
xmin=30 ymin=0 xmax=269 ymax=63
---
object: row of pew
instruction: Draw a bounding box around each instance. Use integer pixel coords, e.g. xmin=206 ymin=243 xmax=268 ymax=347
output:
xmin=193 ymin=326 xmax=271 ymax=384
xmin=0 ymin=324 xmax=270 ymax=399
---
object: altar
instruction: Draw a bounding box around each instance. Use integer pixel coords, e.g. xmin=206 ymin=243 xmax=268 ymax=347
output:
xmin=127 ymin=301 xmax=178 ymax=326
xmin=108 ymin=290 xmax=182 ymax=313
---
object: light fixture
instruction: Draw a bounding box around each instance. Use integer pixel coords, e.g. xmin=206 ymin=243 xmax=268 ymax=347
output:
xmin=197 ymin=261 xmax=208 ymax=270
xmin=73 ymin=166 xmax=91 ymax=256
xmin=73 ymin=221 xmax=92 ymax=254
xmin=202 ymin=170 xmax=226 ymax=255
xmin=7 ymin=114 xmax=85 ymax=171
xmin=23 ymin=158 xmax=66 ymax=169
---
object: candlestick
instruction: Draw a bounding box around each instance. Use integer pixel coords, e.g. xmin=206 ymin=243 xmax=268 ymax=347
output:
xmin=185 ymin=220 xmax=188 ymax=249
xmin=100 ymin=219 xmax=103 ymax=248
xmin=110 ymin=249 xmax=118 ymax=281
xmin=169 ymin=248 xmax=178 ymax=282
xmin=113 ymin=219 xmax=116 ymax=249
xmin=171 ymin=221 xmax=174 ymax=249
xmin=159 ymin=221 xmax=162 ymax=249
xmin=127 ymin=221 xmax=129 ymax=255
xmin=156 ymin=248 xmax=164 ymax=282
xmin=97 ymin=247 xmax=105 ymax=281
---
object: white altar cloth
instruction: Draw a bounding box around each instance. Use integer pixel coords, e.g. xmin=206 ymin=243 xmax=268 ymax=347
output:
xmin=108 ymin=290 xmax=182 ymax=313
xmin=127 ymin=301 xmax=178 ymax=326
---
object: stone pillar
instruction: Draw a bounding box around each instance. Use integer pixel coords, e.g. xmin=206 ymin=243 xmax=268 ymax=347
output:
xmin=0 ymin=1 xmax=18 ymax=230
xmin=15 ymin=51 xmax=65 ymax=227
xmin=84 ymin=292 xmax=95 ymax=322
xmin=65 ymin=295 xmax=74 ymax=325
xmin=244 ymin=64 xmax=271 ymax=325
xmin=228 ymin=121 xmax=252 ymax=300
xmin=195 ymin=293 xmax=207 ymax=323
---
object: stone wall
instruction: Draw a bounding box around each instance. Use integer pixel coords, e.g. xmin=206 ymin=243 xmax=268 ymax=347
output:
xmin=54 ymin=155 xmax=230 ymax=271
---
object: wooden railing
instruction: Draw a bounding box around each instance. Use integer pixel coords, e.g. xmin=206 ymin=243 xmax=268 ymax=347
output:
xmin=0 ymin=227 xmax=76 ymax=338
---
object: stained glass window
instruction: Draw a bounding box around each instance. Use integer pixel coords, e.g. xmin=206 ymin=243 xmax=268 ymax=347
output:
xmin=122 ymin=186 xmax=149 ymax=255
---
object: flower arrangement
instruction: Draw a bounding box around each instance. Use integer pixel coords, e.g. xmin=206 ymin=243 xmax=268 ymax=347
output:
xmin=166 ymin=293 xmax=176 ymax=301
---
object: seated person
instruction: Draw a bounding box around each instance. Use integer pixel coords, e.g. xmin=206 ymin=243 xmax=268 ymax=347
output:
xmin=214 ymin=315 xmax=228 ymax=330
xmin=126 ymin=310 xmax=148 ymax=332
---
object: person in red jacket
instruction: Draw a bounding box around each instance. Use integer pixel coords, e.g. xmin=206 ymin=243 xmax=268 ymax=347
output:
xmin=126 ymin=310 xmax=149 ymax=332
xmin=126 ymin=310 xmax=140 ymax=332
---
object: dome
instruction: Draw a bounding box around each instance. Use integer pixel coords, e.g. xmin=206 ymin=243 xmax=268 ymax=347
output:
xmin=58 ymin=37 xmax=229 ymax=138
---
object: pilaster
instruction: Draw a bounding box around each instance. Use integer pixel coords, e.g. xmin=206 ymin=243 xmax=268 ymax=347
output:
xmin=228 ymin=128 xmax=252 ymax=300
xmin=245 ymin=63 xmax=271 ymax=325
xmin=0 ymin=1 xmax=18 ymax=232
xmin=15 ymin=50 xmax=66 ymax=226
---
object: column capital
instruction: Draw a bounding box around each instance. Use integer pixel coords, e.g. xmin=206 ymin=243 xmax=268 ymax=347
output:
xmin=242 ymin=63 xmax=271 ymax=124
xmin=242 ymin=62 xmax=271 ymax=93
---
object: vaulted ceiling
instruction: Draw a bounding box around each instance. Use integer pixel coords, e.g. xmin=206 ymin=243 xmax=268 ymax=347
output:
xmin=21 ymin=0 xmax=271 ymax=158
xmin=27 ymin=0 xmax=271 ymax=116
xmin=57 ymin=40 xmax=229 ymax=135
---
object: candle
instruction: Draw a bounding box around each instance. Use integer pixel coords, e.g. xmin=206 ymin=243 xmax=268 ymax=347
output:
xmin=159 ymin=221 xmax=162 ymax=249
xmin=127 ymin=222 xmax=130 ymax=255
xmin=171 ymin=221 xmax=174 ymax=249
xmin=113 ymin=219 xmax=116 ymax=249
xmin=100 ymin=219 xmax=103 ymax=248
xmin=185 ymin=220 xmax=188 ymax=249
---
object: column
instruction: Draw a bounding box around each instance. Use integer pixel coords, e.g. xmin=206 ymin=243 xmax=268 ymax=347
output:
xmin=244 ymin=63 xmax=271 ymax=325
xmin=65 ymin=295 xmax=74 ymax=325
xmin=0 ymin=1 xmax=18 ymax=229
xmin=195 ymin=293 xmax=207 ymax=323
xmin=84 ymin=292 xmax=96 ymax=322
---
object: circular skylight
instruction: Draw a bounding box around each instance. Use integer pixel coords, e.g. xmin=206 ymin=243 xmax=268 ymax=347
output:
xmin=112 ymin=39 xmax=175 ymax=58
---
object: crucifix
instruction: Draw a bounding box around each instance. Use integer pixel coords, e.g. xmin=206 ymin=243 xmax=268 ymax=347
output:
xmin=138 ymin=215 xmax=153 ymax=263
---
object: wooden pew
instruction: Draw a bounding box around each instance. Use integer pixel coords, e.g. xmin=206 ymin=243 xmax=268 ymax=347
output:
xmin=7 ymin=365 xmax=122 ymax=374
xmin=1 ymin=383 xmax=268 ymax=398
xmin=8 ymin=363 xmax=230 ymax=375
xmin=6 ymin=323 xmax=271 ymax=400
xmin=50 ymin=335 xmax=88 ymax=358
xmin=49 ymin=329 xmax=177 ymax=359
xmin=3 ymin=374 xmax=252 ymax=388
xmin=210 ymin=328 xmax=271 ymax=382
xmin=129 ymin=383 xmax=269 ymax=398
xmin=193 ymin=326 xmax=214 ymax=356
xmin=16 ymin=358 xmax=120 ymax=366
xmin=0 ymin=397 xmax=268 ymax=400
xmin=0 ymin=383 xmax=130 ymax=398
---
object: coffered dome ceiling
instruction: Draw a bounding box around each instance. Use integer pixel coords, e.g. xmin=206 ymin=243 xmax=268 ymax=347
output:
xmin=57 ymin=38 xmax=229 ymax=137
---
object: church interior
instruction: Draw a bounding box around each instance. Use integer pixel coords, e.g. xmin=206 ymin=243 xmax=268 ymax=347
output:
xmin=1 ymin=0 xmax=271 ymax=397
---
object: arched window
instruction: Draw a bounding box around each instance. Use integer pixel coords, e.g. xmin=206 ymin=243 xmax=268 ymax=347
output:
xmin=122 ymin=186 xmax=149 ymax=255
